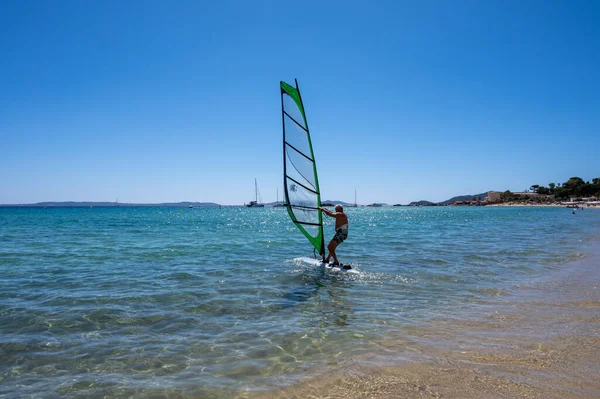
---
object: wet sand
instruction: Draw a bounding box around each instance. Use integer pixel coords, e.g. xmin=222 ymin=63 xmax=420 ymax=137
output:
xmin=253 ymin=244 xmax=600 ymax=399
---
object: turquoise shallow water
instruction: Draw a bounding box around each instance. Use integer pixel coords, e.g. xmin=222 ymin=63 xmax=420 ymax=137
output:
xmin=1 ymin=206 xmax=599 ymax=397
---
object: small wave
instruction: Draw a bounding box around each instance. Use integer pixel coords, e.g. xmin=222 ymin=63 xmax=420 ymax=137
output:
xmin=565 ymin=252 xmax=586 ymax=262
xmin=163 ymin=272 xmax=198 ymax=281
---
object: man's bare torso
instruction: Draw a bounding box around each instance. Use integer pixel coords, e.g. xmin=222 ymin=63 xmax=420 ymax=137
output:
xmin=335 ymin=212 xmax=348 ymax=230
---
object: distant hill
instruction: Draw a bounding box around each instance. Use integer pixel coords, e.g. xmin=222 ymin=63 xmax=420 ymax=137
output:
xmin=1 ymin=194 xmax=493 ymax=208
xmin=406 ymin=192 xmax=491 ymax=206
xmin=407 ymin=200 xmax=436 ymax=206
xmin=437 ymin=192 xmax=490 ymax=205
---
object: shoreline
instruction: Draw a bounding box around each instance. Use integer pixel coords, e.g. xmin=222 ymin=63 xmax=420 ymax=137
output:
xmin=487 ymin=203 xmax=598 ymax=208
xmin=254 ymin=241 xmax=600 ymax=398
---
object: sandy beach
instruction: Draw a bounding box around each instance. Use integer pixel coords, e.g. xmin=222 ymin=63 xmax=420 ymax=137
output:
xmin=254 ymin=243 xmax=600 ymax=399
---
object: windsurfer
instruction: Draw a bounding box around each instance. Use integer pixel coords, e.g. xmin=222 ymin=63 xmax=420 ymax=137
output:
xmin=319 ymin=204 xmax=348 ymax=266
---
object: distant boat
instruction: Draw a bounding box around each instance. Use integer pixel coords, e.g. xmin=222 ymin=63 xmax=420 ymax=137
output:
xmin=348 ymin=190 xmax=358 ymax=207
xmin=273 ymin=187 xmax=286 ymax=207
xmin=247 ymin=178 xmax=264 ymax=207
xmin=188 ymin=204 xmax=194 ymax=208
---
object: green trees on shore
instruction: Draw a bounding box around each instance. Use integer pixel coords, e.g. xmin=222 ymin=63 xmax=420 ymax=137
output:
xmin=500 ymin=177 xmax=599 ymax=203
xmin=530 ymin=177 xmax=599 ymax=199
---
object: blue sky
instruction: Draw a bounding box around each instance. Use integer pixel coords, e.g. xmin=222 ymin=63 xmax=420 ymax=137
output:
xmin=1 ymin=0 xmax=598 ymax=205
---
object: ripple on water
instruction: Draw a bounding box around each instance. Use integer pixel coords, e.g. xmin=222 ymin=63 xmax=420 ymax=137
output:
xmin=0 ymin=206 xmax=599 ymax=396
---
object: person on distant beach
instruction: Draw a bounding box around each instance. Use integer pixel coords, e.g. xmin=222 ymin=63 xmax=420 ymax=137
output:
xmin=319 ymin=204 xmax=348 ymax=266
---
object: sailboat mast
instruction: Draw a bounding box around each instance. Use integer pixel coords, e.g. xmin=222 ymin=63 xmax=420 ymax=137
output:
xmin=255 ymin=178 xmax=258 ymax=203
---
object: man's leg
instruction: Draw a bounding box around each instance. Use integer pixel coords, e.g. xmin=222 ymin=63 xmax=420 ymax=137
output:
xmin=324 ymin=240 xmax=334 ymax=263
xmin=328 ymin=240 xmax=339 ymax=265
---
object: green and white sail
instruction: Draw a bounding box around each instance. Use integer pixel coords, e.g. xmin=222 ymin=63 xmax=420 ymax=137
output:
xmin=280 ymin=79 xmax=324 ymax=258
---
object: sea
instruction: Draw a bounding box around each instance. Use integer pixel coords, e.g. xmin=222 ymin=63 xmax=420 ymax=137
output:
xmin=1 ymin=206 xmax=599 ymax=398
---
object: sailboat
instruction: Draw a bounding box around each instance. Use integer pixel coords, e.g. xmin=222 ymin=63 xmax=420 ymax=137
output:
xmin=246 ymin=178 xmax=264 ymax=207
xmin=274 ymin=187 xmax=286 ymax=207
xmin=281 ymin=79 xmax=325 ymax=259
xmin=347 ymin=190 xmax=358 ymax=207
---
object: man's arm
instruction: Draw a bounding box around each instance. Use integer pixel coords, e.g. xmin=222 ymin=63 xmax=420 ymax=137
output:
xmin=319 ymin=207 xmax=335 ymax=217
